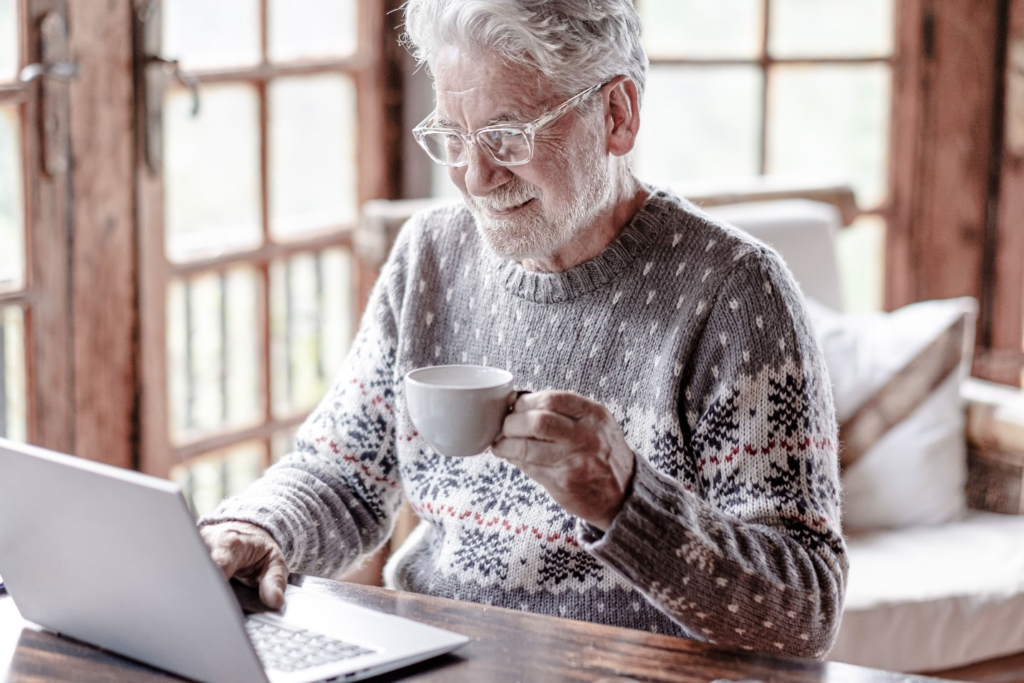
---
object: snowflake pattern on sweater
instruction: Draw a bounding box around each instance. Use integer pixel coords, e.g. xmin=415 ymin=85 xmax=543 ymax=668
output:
xmin=201 ymin=189 xmax=847 ymax=658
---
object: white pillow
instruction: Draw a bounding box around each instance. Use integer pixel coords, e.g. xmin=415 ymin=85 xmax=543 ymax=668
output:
xmin=805 ymin=297 xmax=978 ymax=531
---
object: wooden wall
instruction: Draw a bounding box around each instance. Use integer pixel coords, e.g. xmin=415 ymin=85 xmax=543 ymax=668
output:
xmin=888 ymin=0 xmax=1024 ymax=387
xmin=990 ymin=0 xmax=1024 ymax=387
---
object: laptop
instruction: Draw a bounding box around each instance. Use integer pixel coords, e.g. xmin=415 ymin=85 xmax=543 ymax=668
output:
xmin=0 ymin=437 xmax=468 ymax=683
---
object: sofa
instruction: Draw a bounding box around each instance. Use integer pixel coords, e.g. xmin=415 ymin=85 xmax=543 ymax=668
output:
xmin=356 ymin=185 xmax=1024 ymax=679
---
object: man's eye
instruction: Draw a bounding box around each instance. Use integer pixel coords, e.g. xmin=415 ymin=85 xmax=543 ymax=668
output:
xmin=481 ymin=129 xmax=523 ymax=151
xmin=479 ymin=130 xmax=505 ymax=148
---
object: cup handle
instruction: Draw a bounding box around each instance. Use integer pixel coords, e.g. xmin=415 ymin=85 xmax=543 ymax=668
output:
xmin=508 ymin=389 xmax=530 ymax=412
xmin=491 ymin=391 xmax=530 ymax=452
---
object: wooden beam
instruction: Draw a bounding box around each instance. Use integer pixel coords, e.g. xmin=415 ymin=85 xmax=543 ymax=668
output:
xmin=135 ymin=0 xmax=173 ymax=478
xmin=67 ymin=0 xmax=138 ymax=468
xmin=354 ymin=0 xmax=405 ymax=315
xmin=886 ymin=0 xmax=1001 ymax=311
xmin=885 ymin=0 xmax=924 ymax=312
xmin=983 ymin=0 xmax=1024 ymax=387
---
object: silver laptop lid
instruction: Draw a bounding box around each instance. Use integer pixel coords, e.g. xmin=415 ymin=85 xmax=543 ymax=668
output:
xmin=0 ymin=437 xmax=268 ymax=683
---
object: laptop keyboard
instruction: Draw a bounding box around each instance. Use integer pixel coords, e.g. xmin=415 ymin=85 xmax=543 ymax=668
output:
xmin=245 ymin=616 xmax=376 ymax=673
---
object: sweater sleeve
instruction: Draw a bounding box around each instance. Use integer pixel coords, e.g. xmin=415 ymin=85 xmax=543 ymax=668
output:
xmin=197 ymin=216 xmax=418 ymax=579
xmin=578 ymin=247 xmax=847 ymax=659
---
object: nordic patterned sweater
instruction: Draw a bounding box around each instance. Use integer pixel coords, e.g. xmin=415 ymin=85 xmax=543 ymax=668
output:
xmin=200 ymin=188 xmax=847 ymax=658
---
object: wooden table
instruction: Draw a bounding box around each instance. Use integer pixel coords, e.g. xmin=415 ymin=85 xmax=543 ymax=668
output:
xmin=0 ymin=576 xmax=950 ymax=683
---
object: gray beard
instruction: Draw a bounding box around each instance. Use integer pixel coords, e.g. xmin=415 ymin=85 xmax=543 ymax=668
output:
xmin=466 ymin=168 xmax=613 ymax=263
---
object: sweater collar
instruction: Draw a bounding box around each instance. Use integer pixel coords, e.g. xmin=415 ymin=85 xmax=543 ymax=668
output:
xmin=485 ymin=189 xmax=673 ymax=304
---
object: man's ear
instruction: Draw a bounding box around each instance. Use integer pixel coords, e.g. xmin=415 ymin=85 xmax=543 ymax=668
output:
xmin=604 ymin=76 xmax=640 ymax=157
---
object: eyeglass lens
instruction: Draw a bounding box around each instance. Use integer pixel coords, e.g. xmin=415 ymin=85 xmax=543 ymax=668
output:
xmin=419 ymin=128 xmax=531 ymax=166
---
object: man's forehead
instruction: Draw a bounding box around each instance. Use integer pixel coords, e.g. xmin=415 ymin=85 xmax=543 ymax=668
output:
xmin=433 ymin=91 xmax=532 ymax=127
xmin=432 ymin=46 xmax=552 ymax=126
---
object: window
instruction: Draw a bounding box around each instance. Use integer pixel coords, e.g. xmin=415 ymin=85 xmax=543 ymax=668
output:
xmin=423 ymin=1 xmax=894 ymax=314
xmin=138 ymin=0 xmax=397 ymax=516
xmin=4 ymin=2 xmax=1018 ymax=499
xmin=0 ymin=0 xmax=26 ymax=441
xmin=0 ymin=24 xmax=27 ymax=442
xmin=633 ymin=0 xmax=894 ymax=314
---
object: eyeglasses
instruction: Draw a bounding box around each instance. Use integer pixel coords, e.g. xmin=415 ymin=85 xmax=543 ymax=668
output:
xmin=412 ymin=80 xmax=608 ymax=168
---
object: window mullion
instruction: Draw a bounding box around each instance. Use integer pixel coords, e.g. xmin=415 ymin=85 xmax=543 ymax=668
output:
xmin=759 ymin=0 xmax=772 ymax=175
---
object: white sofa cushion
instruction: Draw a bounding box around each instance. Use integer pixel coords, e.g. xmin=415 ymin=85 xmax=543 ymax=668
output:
xmin=831 ymin=511 xmax=1024 ymax=672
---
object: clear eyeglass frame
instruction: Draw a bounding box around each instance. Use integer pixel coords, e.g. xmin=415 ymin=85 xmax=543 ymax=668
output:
xmin=412 ymin=80 xmax=610 ymax=168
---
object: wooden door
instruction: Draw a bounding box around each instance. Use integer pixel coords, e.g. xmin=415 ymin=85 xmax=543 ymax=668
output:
xmin=1 ymin=0 xmax=75 ymax=452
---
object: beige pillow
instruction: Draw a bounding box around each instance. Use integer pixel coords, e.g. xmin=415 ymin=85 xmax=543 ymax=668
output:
xmin=806 ymin=297 xmax=978 ymax=531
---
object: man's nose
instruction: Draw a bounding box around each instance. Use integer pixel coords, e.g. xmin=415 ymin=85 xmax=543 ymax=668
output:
xmin=463 ymin=144 xmax=512 ymax=197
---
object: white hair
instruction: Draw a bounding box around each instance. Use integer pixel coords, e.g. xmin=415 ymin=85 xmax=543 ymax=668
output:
xmin=401 ymin=0 xmax=649 ymax=103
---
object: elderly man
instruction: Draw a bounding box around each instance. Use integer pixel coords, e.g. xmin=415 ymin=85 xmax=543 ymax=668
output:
xmin=200 ymin=0 xmax=846 ymax=659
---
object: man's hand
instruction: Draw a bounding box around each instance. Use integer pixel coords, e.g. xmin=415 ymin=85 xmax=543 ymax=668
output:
xmin=199 ymin=521 xmax=288 ymax=609
xmin=492 ymin=391 xmax=636 ymax=531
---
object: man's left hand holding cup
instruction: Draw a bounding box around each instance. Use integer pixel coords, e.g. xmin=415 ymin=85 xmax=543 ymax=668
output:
xmin=492 ymin=391 xmax=636 ymax=531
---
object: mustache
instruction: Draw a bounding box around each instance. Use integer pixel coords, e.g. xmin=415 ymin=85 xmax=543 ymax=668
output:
xmin=468 ymin=180 xmax=537 ymax=212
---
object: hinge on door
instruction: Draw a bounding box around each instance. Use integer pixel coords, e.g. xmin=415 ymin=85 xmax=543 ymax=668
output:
xmin=19 ymin=12 xmax=78 ymax=176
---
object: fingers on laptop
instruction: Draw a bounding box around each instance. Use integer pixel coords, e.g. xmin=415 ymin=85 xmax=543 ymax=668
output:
xmin=258 ymin=555 xmax=289 ymax=609
xmin=200 ymin=521 xmax=287 ymax=607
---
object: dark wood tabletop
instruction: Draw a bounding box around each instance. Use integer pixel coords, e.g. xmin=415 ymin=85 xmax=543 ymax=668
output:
xmin=0 ymin=576 xmax=951 ymax=683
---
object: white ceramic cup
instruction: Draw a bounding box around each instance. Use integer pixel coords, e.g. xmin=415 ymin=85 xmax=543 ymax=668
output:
xmin=404 ymin=365 xmax=516 ymax=457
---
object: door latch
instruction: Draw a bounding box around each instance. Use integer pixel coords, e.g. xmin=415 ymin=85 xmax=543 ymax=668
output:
xmin=20 ymin=12 xmax=78 ymax=175
xmin=136 ymin=0 xmax=201 ymax=172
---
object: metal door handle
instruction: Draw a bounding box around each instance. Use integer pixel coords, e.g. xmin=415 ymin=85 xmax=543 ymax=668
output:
xmin=27 ymin=11 xmax=75 ymax=175
xmin=147 ymin=56 xmax=200 ymax=116
xmin=136 ymin=0 xmax=202 ymax=171
xmin=19 ymin=61 xmax=79 ymax=83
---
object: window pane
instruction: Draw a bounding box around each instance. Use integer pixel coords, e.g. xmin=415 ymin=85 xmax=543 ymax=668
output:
xmin=165 ymin=83 xmax=262 ymax=262
xmin=269 ymin=75 xmax=358 ymax=239
xmin=0 ymin=105 xmax=23 ymax=292
xmin=633 ymin=66 xmax=762 ymax=185
xmin=268 ymin=0 xmax=358 ymax=62
xmin=163 ymin=0 xmax=259 ymax=70
xmin=271 ymin=249 xmax=353 ymax=418
xmin=639 ymin=0 xmax=763 ymax=59
xmin=170 ymin=441 xmax=265 ymax=517
xmin=837 ymin=214 xmax=885 ymax=314
xmin=770 ymin=0 xmax=894 ymax=59
xmin=167 ymin=267 xmax=261 ymax=443
xmin=766 ymin=64 xmax=891 ymax=208
xmin=0 ymin=0 xmax=17 ymax=82
xmin=1 ymin=306 xmax=26 ymax=442
xmin=271 ymin=426 xmax=299 ymax=463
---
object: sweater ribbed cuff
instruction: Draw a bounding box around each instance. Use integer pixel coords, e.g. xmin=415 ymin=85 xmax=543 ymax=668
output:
xmin=577 ymin=455 xmax=696 ymax=580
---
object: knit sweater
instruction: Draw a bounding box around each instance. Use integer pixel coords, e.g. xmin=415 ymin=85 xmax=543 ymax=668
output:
xmin=201 ymin=188 xmax=847 ymax=658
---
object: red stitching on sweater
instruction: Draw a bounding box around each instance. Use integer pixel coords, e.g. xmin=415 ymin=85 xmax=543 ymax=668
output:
xmin=336 ymin=454 xmax=400 ymax=488
xmin=730 ymin=437 xmax=836 ymax=457
xmin=705 ymin=438 xmax=836 ymax=469
xmin=410 ymin=502 xmax=581 ymax=548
